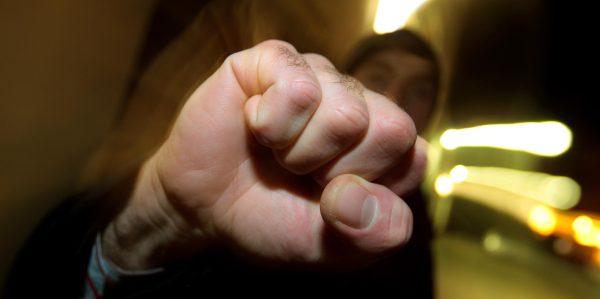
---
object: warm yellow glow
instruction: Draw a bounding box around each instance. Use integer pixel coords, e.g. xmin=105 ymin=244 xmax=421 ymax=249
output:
xmin=455 ymin=166 xmax=581 ymax=210
xmin=574 ymin=228 xmax=598 ymax=247
xmin=449 ymin=165 xmax=468 ymax=183
xmin=594 ymin=250 xmax=600 ymax=266
xmin=450 ymin=181 xmax=534 ymax=222
xmin=571 ymin=215 xmax=600 ymax=248
xmin=528 ymin=205 xmax=557 ymax=236
xmin=572 ymin=216 xmax=598 ymax=247
xmin=434 ymin=174 xmax=454 ymax=197
xmin=482 ymin=231 xmax=502 ymax=252
xmin=440 ymin=121 xmax=572 ymax=156
xmin=540 ymin=176 xmax=582 ymax=209
xmin=572 ymin=216 xmax=594 ymax=235
xmin=373 ymin=0 xmax=429 ymax=34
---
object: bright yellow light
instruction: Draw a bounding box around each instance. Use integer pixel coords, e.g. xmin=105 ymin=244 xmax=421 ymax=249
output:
xmin=527 ymin=205 xmax=557 ymax=236
xmin=439 ymin=129 xmax=460 ymax=150
xmin=440 ymin=121 xmax=572 ymax=157
xmin=569 ymin=214 xmax=600 ymax=248
xmin=572 ymin=216 xmax=597 ymax=247
xmin=435 ymin=174 xmax=454 ymax=197
xmin=572 ymin=216 xmax=594 ymax=235
xmin=373 ymin=0 xmax=429 ymax=34
xmin=449 ymin=165 xmax=468 ymax=183
xmin=574 ymin=229 xmax=598 ymax=247
xmin=456 ymin=166 xmax=581 ymax=210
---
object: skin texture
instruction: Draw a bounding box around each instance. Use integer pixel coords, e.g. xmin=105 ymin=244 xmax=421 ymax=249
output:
xmin=102 ymin=40 xmax=427 ymax=271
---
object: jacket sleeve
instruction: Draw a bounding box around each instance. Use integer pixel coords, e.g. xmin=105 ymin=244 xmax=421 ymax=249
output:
xmin=3 ymin=190 xmax=105 ymax=299
xmin=2 ymin=167 xmax=141 ymax=298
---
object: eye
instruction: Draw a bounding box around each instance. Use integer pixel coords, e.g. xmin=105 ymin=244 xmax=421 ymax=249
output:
xmin=405 ymin=81 xmax=434 ymax=105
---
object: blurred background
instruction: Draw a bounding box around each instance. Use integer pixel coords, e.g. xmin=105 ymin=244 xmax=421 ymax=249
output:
xmin=1 ymin=0 xmax=598 ymax=297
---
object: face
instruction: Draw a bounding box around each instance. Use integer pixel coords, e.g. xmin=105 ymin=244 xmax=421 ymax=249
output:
xmin=352 ymin=48 xmax=437 ymax=134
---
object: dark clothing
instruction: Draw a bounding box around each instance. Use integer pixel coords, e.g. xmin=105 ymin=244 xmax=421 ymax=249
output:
xmin=4 ymin=178 xmax=433 ymax=298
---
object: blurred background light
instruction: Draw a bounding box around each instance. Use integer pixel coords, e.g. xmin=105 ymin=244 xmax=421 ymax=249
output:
xmin=449 ymin=166 xmax=581 ymax=210
xmin=571 ymin=215 xmax=599 ymax=247
xmin=449 ymin=165 xmax=468 ymax=183
xmin=527 ymin=205 xmax=557 ymax=236
xmin=572 ymin=216 xmax=594 ymax=235
xmin=574 ymin=229 xmax=597 ymax=247
xmin=482 ymin=230 xmax=503 ymax=253
xmin=552 ymin=238 xmax=574 ymax=255
xmin=434 ymin=174 xmax=454 ymax=197
xmin=440 ymin=121 xmax=572 ymax=157
xmin=447 ymin=182 xmax=533 ymax=221
xmin=373 ymin=0 xmax=429 ymax=34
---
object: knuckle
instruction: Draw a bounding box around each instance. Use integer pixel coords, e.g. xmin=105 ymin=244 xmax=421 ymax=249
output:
xmin=373 ymin=115 xmax=417 ymax=159
xmin=257 ymin=39 xmax=295 ymax=52
xmin=284 ymin=79 xmax=321 ymax=114
xmin=223 ymin=51 xmax=240 ymax=65
xmin=302 ymin=53 xmax=333 ymax=67
xmin=258 ymin=40 xmax=309 ymax=70
xmin=325 ymin=102 xmax=369 ymax=143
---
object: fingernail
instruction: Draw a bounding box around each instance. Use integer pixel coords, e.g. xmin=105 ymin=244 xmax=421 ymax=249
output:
xmin=334 ymin=181 xmax=378 ymax=229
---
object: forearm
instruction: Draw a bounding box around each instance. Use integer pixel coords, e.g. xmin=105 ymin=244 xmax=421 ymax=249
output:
xmin=101 ymin=154 xmax=206 ymax=271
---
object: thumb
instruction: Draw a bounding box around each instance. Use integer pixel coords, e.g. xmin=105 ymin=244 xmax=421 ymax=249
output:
xmin=320 ymin=174 xmax=413 ymax=254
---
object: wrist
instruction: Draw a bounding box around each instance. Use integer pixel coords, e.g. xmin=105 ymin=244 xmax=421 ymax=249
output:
xmin=101 ymin=153 xmax=207 ymax=270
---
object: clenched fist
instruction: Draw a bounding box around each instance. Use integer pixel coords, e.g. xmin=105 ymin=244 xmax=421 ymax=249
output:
xmin=102 ymin=40 xmax=427 ymax=271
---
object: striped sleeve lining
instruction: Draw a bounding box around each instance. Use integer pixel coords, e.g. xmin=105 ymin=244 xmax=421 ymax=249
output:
xmin=83 ymin=234 xmax=164 ymax=298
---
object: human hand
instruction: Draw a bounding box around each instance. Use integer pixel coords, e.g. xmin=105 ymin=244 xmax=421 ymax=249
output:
xmin=102 ymin=40 xmax=427 ymax=270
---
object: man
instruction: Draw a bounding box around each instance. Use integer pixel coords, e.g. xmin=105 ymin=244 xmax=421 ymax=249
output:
xmin=5 ymin=29 xmax=438 ymax=298
xmin=347 ymin=29 xmax=439 ymax=135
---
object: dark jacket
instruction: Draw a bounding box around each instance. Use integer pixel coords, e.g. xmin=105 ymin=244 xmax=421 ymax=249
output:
xmin=4 ymin=173 xmax=433 ymax=298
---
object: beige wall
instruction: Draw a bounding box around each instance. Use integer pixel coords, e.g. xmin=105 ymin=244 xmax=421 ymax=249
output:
xmin=0 ymin=0 xmax=156 ymax=288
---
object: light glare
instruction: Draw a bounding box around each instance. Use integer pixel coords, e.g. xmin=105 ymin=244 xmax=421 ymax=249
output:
xmin=454 ymin=166 xmax=580 ymax=210
xmin=373 ymin=0 xmax=429 ymax=34
xmin=449 ymin=165 xmax=468 ymax=183
xmin=483 ymin=231 xmax=503 ymax=252
xmin=574 ymin=229 xmax=597 ymax=247
xmin=571 ymin=216 xmax=599 ymax=247
xmin=435 ymin=175 xmax=454 ymax=197
xmin=528 ymin=205 xmax=557 ymax=236
xmin=440 ymin=121 xmax=572 ymax=157
xmin=572 ymin=216 xmax=594 ymax=235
